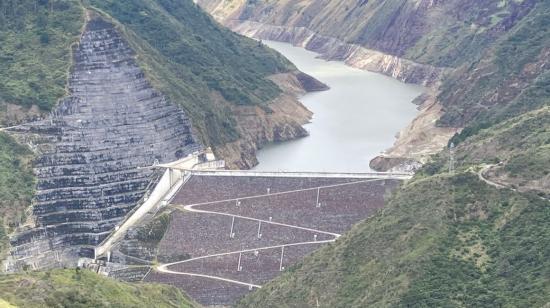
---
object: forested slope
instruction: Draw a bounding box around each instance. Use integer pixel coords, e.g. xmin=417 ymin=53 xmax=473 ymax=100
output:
xmin=438 ymin=1 xmax=550 ymax=127
xmin=0 ymin=0 xmax=84 ymax=124
xmin=0 ymin=133 xmax=34 ymax=258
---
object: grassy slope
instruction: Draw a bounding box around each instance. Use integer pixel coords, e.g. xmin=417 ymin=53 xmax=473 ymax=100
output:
xmin=425 ymin=107 xmax=549 ymax=191
xmin=0 ymin=133 xmax=35 ymax=257
xmin=0 ymin=0 xmax=84 ymax=124
xmin=0 ymin=269 xmax=198 ymax=307
xmin=402 ymin=0 xmax=529 ymax=68
xmin=437 ymin=1 xmax=550 ymax=128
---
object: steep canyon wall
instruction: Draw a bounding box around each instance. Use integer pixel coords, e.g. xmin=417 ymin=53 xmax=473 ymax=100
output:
xmin=226 ymin=21 xmax=445 ymax=87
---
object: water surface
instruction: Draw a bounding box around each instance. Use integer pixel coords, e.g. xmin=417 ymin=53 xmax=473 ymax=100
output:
xmin=254 ymin=41 xmax=424 ymax=172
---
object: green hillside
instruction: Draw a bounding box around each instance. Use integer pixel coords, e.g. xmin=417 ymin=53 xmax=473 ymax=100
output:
xmin=0 ymin=269 xmax=198 ymax=307
xmin=0 ymin=0 xmax=84 ymax=124
xmin=0 ymin=133 xmax=35 ymax=258
xmin=427 ymin=107 xmax=549 ymax=192
xmin=438 ymin=1 xmax=550 ymax=127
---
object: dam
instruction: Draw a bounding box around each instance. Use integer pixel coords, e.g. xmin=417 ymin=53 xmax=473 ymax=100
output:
xmin=129 ymin=169 xmax=407 ymax=306
xmin=83 ymin=151 xmax=410 ymax=306
xmin=254 ymin=41 xmax=425 ymax=172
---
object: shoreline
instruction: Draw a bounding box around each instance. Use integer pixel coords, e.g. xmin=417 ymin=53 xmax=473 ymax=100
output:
xmin=251 ymin=40 xmax=426 ymax=172
xmin=221 ymin=20 xmax=459 ymax=172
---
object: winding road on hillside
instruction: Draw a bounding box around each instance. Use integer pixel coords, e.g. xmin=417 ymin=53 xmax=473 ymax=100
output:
xmin=477 ymin=164 xmax=548 ymax=201
xmin=477 ymin=164 xmax=507 ymax=189
xmin=152 ymin=179 xmax=387 ymax=288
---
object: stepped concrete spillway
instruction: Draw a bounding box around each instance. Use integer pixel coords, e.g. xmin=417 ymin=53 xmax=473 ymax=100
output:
xmin=6 ymin=17 xmax=201 ymax=271
xmin=142 ymin=172 xmax=407 ymax=306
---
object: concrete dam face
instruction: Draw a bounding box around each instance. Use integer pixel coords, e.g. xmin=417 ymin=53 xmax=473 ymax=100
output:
xmin=7 ymin=18 xmax=201 ymax=270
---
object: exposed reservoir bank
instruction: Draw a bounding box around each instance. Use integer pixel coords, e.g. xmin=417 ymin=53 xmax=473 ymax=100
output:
xmin=254 ymin=41 xmax=425 ymax=172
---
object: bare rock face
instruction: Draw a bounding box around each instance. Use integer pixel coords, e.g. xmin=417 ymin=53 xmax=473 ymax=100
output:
xmin=7 ymin=18 xmax=201 ymax=271
xmin=214 ymin=73 xmax=314 ymax=169
xmin=369 ymin=156 xmax=422 ymax=173
xmin=295 ymin=72 xmax=329 ymax=92
xmin=227 ymin=21 xmax=445 ymax=87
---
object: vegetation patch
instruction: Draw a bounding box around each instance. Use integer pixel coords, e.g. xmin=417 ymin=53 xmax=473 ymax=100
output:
xmin=0 ymin=0 xmax=84 ymax=124
xmin=0 ymin=132 xmax=35 ymax=257
xmin=135 ymin=212 xmax=172 ymax=244
xmin=437 ymin=2 xmax=550 ymax=128
xmin=0 ymin=268 xmax=198 ymax=307
xmin=424 ymin=106 xmax=550 ymax=195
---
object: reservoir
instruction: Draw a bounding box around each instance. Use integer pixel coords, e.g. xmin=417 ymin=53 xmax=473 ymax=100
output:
xmin=253 ymin=41 xmax=425 ymax=172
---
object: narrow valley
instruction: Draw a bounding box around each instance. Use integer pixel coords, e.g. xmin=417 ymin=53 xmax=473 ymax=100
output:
xmin=0 ymin=0 xmax=548 ymax=307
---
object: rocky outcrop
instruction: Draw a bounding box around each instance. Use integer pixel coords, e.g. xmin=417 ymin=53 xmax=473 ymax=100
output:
xmin=227 ymin=21 xmax=446 ymax=87
xmin=369 ymin=156 xmax=422 ymax=173
xmin=214 ymin=73 xmax=313 ymax=169
xmin=295 ymin=72 xmax=329 ymax=92
xmin=6 ymin=17 xmax=201 ymax=271
xmin=370 ymin=92 xmax=460 ymax=171
xmin=199 ymin=0 xmax=536 ymax=70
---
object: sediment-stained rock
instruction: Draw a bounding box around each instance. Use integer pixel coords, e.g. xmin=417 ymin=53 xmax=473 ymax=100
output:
xmin=214 ymin=73 xmax=314 ymax=169
xmin=227 ymin=21 xmax=446 ymax=87
xmin=6 ymin=17 xmax=201 ymax=271
xmin=370 ymin=92 xmax=461 ymax=171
